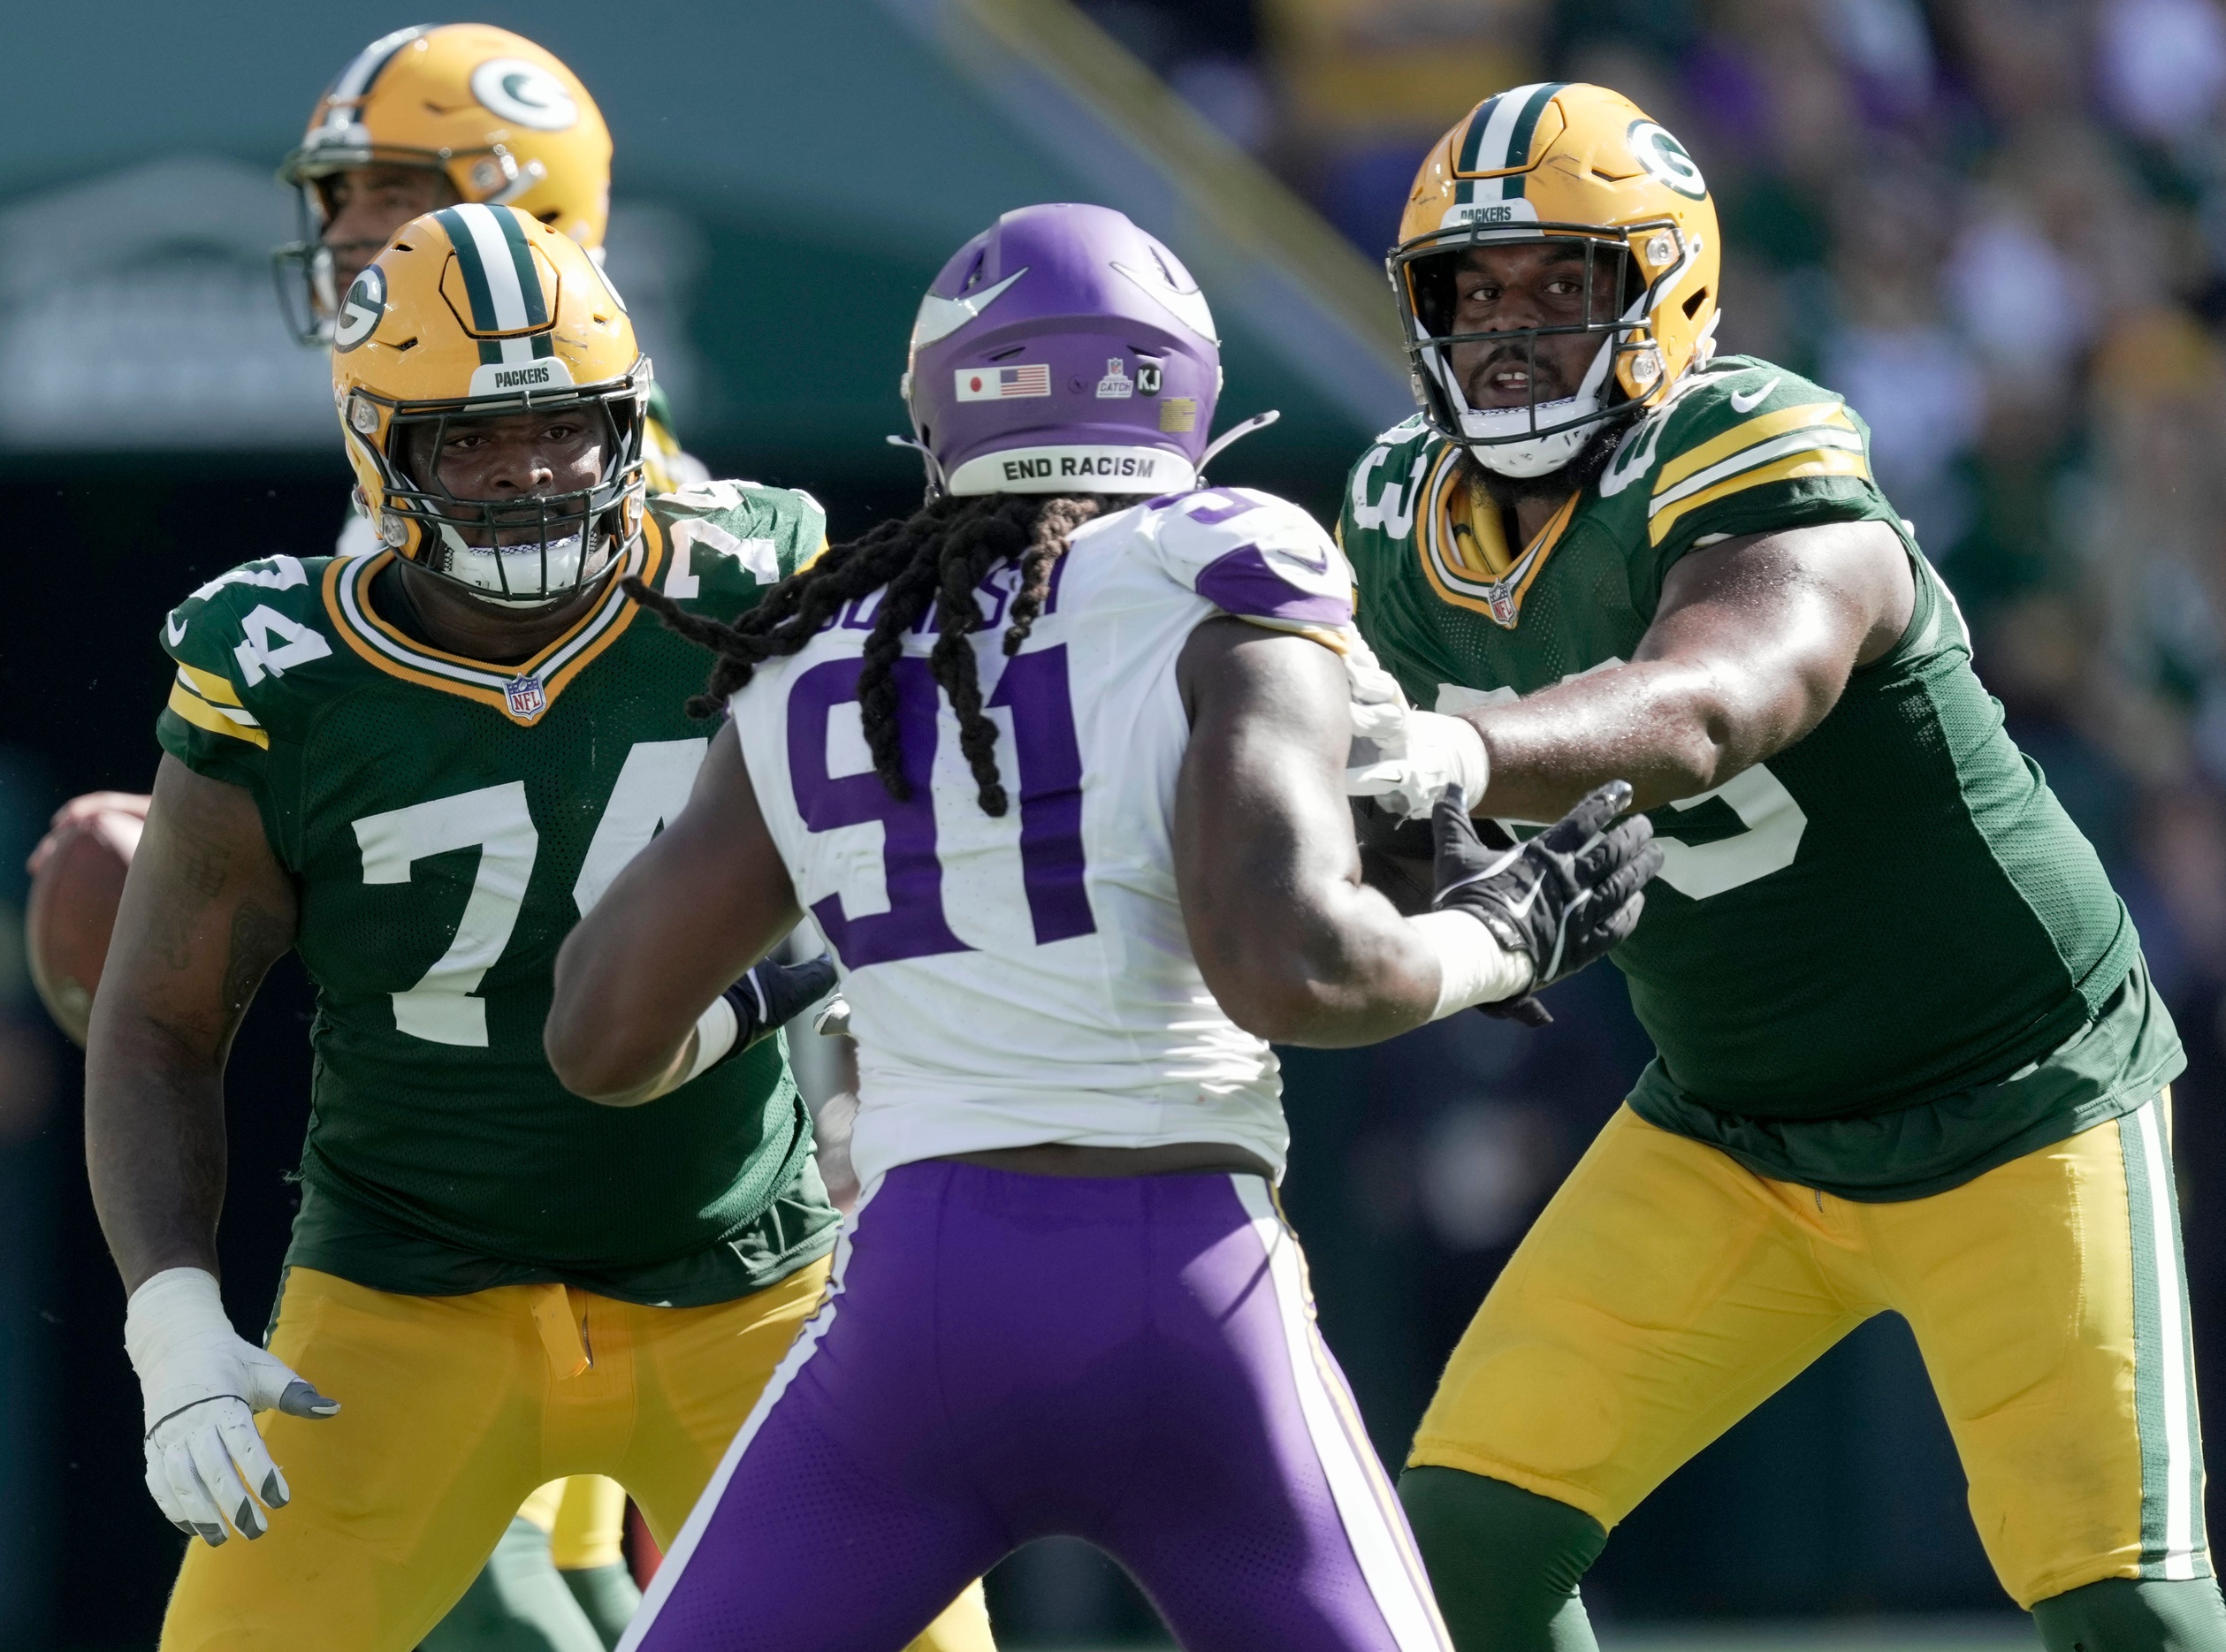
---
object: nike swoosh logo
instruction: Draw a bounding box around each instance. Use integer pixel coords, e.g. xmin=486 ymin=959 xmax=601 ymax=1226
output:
xmin=164 ymin=613 xmax=187 ymax=646
xmin=1729 ymin=377 xmax=1780 ymax=415
xmin=910 ymin=268 xmax=1029 ymax=350
xmin=1271 ymin=542 xmax=1330 ymax=576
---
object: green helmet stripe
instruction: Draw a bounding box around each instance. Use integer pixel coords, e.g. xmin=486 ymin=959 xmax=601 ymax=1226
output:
xmin=436 ymin=207 xmax=503 ymax=334
xmin=1456 ymin=92 xmax=1506 ymax=174
xmin=1498 ymin=81 xmax=1567 ymax=200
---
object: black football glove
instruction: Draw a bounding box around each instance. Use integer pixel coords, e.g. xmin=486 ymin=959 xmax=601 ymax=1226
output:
xmin=1430 ymin=780 xmax=1663 ymax=1026
xmin=1353 ymin=795 xmax=1515 ymax=918
xmin=713 ymin=954 xmax=840 ymax=1065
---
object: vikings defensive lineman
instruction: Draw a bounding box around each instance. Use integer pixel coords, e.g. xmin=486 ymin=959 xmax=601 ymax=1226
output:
xmin=545 ymin=202 xmax=1661 ymax=1651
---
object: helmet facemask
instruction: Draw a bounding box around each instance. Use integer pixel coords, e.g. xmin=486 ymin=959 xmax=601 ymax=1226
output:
xmin=370 ymin=385 xmax=648 ymax=607
xmin=1393 ymin=223 xmax=1692 ymax=478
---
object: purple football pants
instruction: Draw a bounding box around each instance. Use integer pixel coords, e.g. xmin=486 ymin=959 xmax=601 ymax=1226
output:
xmin=621 ymin=1160 xmax=1449 ymax=1652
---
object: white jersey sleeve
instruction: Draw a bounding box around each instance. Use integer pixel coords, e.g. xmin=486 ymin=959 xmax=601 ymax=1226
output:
xmin=729 ymin=488 xmax=1356 ymax=1188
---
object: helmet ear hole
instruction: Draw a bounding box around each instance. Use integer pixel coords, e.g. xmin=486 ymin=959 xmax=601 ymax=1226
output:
xmin=1682 ymin=285 xmax=1710 ymax=319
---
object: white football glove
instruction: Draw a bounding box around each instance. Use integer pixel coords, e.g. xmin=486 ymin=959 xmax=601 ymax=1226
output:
xmin=1344 ymin=650 xmax=1491 ymax=820
xmin=124 ymin=1268 xmax=339 ymax=1544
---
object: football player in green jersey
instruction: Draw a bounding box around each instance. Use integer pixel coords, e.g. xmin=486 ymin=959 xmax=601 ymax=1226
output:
xmin=31 ymin=27 xmax=714 ymax=1650
xmin=82 ymin=207 xmax=992 ymax=1652
xmin=1339 ymin=83 xmax=2219 ymax=1652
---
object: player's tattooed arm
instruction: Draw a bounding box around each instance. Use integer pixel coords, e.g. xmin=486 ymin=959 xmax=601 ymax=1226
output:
xmin=548 ymin=724 xmax=805 ymax=1103
xmin=86 ymin=756 xmax=298 ymax=1293
xmin=1457 ymin=517 xmax=1915 ymax=821
xmin=1173 ymin=619 xmax=1448 ymax=1047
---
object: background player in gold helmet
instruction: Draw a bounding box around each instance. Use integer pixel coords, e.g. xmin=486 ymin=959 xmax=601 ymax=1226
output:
xmin=1343 ymin=84 xmax=2218 ymax=1652
xmin=37 ymin=28 xmax=713 ymax=1648
xmin=276 ymin=23 xmax=700 ymax=537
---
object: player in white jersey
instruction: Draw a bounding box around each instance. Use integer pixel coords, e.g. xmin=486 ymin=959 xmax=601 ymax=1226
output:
xmin=544 ymin=203 xmax=1660 ymax=1652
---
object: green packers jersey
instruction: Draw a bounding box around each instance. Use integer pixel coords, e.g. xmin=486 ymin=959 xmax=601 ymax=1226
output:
xmin=157 ymin=481 xmax=839 ymax=1302
xmin=1340 ymin=356 xmax=2182 ymax=1199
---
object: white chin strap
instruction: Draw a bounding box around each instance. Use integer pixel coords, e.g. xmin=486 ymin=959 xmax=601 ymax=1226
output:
xmin=1430 ymin=328 xmax=1620 ymax=479
xmin=435 ymin=525 xmax=612 ymax=605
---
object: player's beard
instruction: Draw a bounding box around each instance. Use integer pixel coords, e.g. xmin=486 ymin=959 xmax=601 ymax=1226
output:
xmin=1462 ymin=419 xmax=1626 ymax=512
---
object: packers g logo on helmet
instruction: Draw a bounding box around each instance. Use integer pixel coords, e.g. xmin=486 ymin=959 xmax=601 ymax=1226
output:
xmin=469 ymin=57 xmax=579 ymax=131
xmin=332 ymin=265 xmax=384 ymax=352
xmin=1628 ymin=121 xmax=1707 ymax=201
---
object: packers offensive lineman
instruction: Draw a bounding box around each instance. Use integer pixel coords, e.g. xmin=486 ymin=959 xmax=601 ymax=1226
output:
xmin=81 ymin=206 xmax=989 ymax=1652
xmin=1338 ymin=84 xmax=2218 ymax=1651
xmin=32 ymin=27 xmax=712 ymax=1648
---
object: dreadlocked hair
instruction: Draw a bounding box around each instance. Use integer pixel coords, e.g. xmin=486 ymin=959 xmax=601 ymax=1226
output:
xmin=626 ymin=491 xmax=1133 ymax=816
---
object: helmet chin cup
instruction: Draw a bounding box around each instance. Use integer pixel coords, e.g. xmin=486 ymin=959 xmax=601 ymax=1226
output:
xmin=1436 ymin=331 xmax=1619 ymax=478
xmin=431 ymin=523 xmax=608 ymax=605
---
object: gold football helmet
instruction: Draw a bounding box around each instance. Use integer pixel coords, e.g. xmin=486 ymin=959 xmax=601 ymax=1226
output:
xmin=1391 ymin=81 xmax=1722 ymax=477
xmin=332 ymin=203 xmax=648 ymax=605
xmin=276 ymin=25 xmax=612 ymax=342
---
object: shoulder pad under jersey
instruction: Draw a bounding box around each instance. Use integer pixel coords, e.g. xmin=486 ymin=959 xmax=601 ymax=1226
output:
xmin=1341 ymin=417 xmax=1445 ymax=546
xmin=644 ymin=478 xmax=829 ymax=617
xmin=157 ymin=554 xmax=339 ymax=770
xmin=1133 ymin=486 xmax=1355 ymax=643
xmin=1594 ymin=354 xmax=1879 ymax=559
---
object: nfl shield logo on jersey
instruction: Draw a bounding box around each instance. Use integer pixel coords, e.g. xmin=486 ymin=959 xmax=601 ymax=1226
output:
xmin=506 ymin=674 xmax=548 ymax=719
xmin=1486 ymin=584 xmax=1519 ymax=627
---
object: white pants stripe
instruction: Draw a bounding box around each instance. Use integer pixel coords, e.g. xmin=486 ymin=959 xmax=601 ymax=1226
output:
xmin=1235 ymin=1176 xmax=1453 ymax=1652
xmin=613 ymin=1180 xmax=877 ymax=1651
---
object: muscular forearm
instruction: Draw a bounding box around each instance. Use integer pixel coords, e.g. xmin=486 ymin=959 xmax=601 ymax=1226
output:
xmin=1196 ymin=872 xmax=1449 ymax=1047
xmin=85 ymin=757 xmax=296 ymax=1294
xmin=1461 ymin=523 xmax=1908 ymax=822
xmin=85 ymin=1026 xmax=228 ymax=1292
xmin=1466 ymin=658 xmax=1762 ymax=820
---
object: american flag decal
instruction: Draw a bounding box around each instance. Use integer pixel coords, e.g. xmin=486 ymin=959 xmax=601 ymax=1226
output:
xmin=954 ymin=364 xmax=1053 ymax=401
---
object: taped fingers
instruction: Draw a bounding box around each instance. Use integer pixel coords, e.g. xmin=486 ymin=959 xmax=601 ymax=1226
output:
xmin=217 ymin=1405 xmax=290 ymax=1510
xmin=158 ymin=1436 xmax=231 ymax=1543
xmin=182 ymin=1411 xmax=263 ymax=1538
xmin=143 ymin=1448 xmax=194 ymax=1535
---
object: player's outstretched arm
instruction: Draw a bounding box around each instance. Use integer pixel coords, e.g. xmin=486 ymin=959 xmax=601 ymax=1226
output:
xmin=1173 ymin=619 xmax=1658 ymax=1045
xmin=547 ymin=723 xmax=819 ymax=1105
xmin=1429 ymin=518 xmax=1912 ymax=824
xmin=86 ymin=755 xmax=338 ymax=1547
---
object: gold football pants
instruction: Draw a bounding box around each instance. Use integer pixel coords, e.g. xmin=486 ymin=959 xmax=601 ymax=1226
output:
xmin=1410 ymin=1099 xmax=2209 ymax=1608
xmin=160 ymin=1262 xmax=994 ymax=1651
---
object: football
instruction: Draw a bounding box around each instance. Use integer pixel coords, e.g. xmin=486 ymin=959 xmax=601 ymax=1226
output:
xmin=25 ymin=796 xmax=146 ymax=1047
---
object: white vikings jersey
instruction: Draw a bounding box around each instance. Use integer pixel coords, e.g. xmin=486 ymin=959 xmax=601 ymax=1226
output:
xmin=732 ymin=487 xmax=1358 ymax=1187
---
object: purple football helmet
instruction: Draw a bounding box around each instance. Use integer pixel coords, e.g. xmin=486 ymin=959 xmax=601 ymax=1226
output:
xmin=903 ymin=203 xmax=1223 ymax=496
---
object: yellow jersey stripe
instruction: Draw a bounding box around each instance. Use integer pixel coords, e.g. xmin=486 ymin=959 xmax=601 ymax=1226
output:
xmin=176 ymin=661 xmax=246 ymax=707
xmin=167 ymin=682 xmax=270 ymax=749
xmin=1649 ymin=448 xmax=1871 ymax=546
xmin=1650 ymin=428 xmax=1868 ymax=517
xmin=1654 ymin=402 xmax=1854 ymax=495
xmin=175 ymin=669 xmax=263 ymax=727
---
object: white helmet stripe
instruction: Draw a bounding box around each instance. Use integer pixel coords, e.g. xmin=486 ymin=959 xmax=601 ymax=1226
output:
xmin=449 ymin=204 xmax=536 ymax=332
xmin=320 ymin=25 xmax=429 ymax=129
xmin=1470 ymin=82 xmax=1551 ymax=177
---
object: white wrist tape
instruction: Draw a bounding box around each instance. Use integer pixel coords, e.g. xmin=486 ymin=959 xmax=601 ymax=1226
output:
xmin=125 ymin=1268 xmax=231 ymax=1382
xmin=680 ymin=993 xmax=739 ymax=1086
xmin=1410 ymin=910 xmax=1534 ymax=1019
